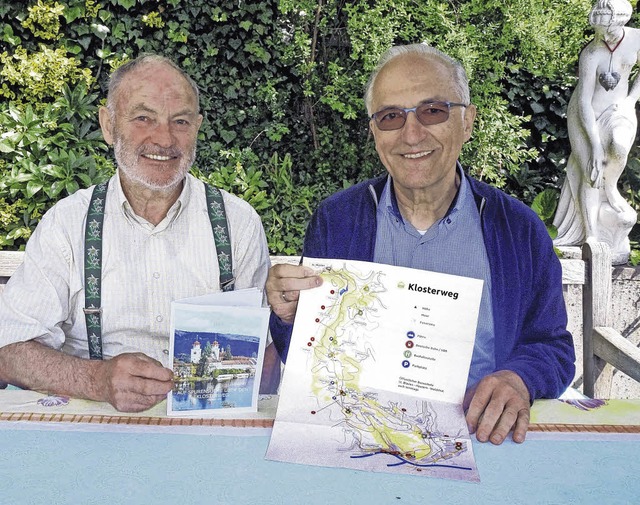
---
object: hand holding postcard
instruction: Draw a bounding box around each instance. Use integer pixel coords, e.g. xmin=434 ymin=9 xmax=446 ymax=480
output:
xmin=266 ymin=259 xmax=484 ymax=482
xmin=168 ymin=288 xmax=269 ymax=417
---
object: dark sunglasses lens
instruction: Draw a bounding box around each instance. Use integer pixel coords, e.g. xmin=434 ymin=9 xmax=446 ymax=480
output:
xmin=376 ymin=109 xmax=406 ymax=130
xmin=416 ymin=103 xmax=449 ymax=125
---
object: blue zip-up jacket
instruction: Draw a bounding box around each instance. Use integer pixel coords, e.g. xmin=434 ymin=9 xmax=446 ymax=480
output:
xmin=271 ymin=172 xmax=576 ymax=400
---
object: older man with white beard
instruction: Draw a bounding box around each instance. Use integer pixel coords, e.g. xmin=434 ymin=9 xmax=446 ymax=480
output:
xmin=0 ymin=55 xmax=271 ymax=412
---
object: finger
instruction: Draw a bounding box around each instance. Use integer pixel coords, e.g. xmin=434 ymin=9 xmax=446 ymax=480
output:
xmin=511 ymin=409 xmax=530 ymax=444
xmin=130 ymin=357 xmax=174 ymax=382
xmin=270 ymin=263 xmax=317 ymax=280
xmin=465 ymin=385 xmax=491 ymax=435
xmin=485 ymin=404 xmax=519 ymax=445
xmin=110 ymin=353 xmax=173 ymax=382
xmin=112 ymin=391 xmax=167 ymax=413
xmin=473 ymin=403 xmax=502 ymax=443
xmin=488 ymin=402 xmax=530 ymax=445
xmin=266 ymin=265 xmax=322 ymax=295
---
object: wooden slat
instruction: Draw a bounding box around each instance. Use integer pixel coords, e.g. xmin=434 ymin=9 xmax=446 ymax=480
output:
xmin=582 ymin=239 xmax=613 ymax=398
xmin=0 ymin=411 xmax=274 ymax=428
xmin=560 ymin=258 xmax=586 ymax=285
xmin=0 ymin=251 xmax=24 ymax=277
xmin=0 ymin=252 xmax=588 ymax=283
xmin=593 ymin=326 xmax=640 ymax=385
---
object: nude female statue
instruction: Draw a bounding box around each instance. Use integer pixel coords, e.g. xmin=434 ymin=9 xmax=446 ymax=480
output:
xmin=553 ymin=0 xmax=640 ymax=264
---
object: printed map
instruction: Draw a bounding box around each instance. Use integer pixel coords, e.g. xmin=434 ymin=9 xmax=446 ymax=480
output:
xmin=266 ymin=258 xmax=483 ymax=481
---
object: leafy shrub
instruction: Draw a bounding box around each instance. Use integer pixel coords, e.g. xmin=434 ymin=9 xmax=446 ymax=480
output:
xmin=4 ymin=0 xmax=637 ymax=258
xmin=0 ymin=84 xmax=113 ymax=247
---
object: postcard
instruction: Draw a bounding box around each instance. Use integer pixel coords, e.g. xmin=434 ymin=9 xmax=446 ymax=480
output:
xmin=167 ymin=288 xmax=270 ymax=417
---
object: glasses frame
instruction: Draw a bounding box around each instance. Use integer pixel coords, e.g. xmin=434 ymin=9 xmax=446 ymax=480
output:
xmin=370 ymin=101 xmax=468 ymax=131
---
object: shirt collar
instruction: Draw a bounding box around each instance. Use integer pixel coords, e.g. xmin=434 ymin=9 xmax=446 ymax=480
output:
xmin=381 ymin=162 xmax=467 ymax=226
xmin=114 ymin=171 xmax=190 ymax=229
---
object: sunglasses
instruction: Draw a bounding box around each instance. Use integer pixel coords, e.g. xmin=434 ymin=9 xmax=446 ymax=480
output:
xmin=370 ymin=101 xmax=468 ymax=131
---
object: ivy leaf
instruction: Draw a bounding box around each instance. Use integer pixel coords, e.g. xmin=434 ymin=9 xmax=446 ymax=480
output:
xmin=117 ymin=0 xmax=136 ymax=10
xmin=220 ymin=130 xmax=237 ymax=143
xmin=91 ymin=23 xmax=110 ymax=41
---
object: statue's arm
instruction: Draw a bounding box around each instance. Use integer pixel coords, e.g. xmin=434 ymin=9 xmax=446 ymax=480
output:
xmin=574 ymin=50 xmax=605 ymax=184
xmin=575 ymin=55 xmax=599 ymax=137
xmin=626 ymin=34 xmax=640 ymax=103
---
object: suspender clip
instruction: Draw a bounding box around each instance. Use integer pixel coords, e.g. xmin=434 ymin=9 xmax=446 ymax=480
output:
xmin=83 ymin=307 xmax=102 ymax=315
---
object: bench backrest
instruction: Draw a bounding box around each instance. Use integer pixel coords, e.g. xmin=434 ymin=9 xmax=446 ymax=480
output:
xmin=2 ymin=247 xmax=636 ymax=398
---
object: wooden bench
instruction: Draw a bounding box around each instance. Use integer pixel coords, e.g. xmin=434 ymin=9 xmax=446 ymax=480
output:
xmin=2 ymin=246 xmax=639 ymax=399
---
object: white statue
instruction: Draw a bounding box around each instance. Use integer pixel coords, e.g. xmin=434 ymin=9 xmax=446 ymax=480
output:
xmin=553 ymin=0 xmax=640 ymax=264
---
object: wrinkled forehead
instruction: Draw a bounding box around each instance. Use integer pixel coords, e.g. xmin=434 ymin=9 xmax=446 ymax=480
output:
xmin=373 ymin=55 xmax=456 ymax=104
xmin=115 ymin=62 xmax=199 ymax=110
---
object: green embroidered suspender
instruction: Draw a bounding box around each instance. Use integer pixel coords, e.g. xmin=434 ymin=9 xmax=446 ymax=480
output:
xmin=83 ymin=181 xmax=233 ymax=360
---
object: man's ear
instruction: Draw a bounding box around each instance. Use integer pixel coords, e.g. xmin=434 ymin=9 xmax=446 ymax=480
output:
xmin=369 ymin=119 xmax=377 ymax=141
xmin=463 ymin=104 xmax=477 ymax=142
xmin=98 ymin=106 xmax=114 ymax=145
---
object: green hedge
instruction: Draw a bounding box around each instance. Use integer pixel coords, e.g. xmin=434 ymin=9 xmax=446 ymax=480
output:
xmin=2 ymin=0 xmax=638 ymax=254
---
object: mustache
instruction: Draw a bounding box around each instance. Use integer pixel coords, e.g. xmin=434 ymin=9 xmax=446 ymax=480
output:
xmin=138 ymin=146 xmax=182 ymax=158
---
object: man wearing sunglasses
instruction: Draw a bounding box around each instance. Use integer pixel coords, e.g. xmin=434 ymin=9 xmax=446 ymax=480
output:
xmin=267 ymin=43 xmax=575 ymax=446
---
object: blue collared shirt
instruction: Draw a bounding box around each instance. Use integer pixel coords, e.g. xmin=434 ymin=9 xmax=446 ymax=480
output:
xmin=373 ymin=169 xmax=495 ymax=389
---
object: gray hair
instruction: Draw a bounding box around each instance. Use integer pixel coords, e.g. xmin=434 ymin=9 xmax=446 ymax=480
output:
xmin=364 ymin=43 xmax=471 ymax=115
xmin=106 ymin=54 xmax=200 ymax=116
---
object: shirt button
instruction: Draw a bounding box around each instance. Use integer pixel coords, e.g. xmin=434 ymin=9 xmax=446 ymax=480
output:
xmin=156 ymin=315 xmax=163 ymax=322
xmin=446 ymin=218 xmax=451 ymax=224
xmin=163 ymin=349 xmax=169 ymax=355
xmin=153 ymin=272 xmax=160 ymax=279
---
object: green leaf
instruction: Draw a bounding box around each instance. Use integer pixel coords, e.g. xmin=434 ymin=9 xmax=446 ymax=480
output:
xmin=0 ymin=140 xmax=15 ymax=153
xmin=26 ymin=181 xmax=43 ymax=198
xmin=531 ymin=188 xmax=559 ymax=222
xmin=91 ymin=23 xmax=110 ymax=41
xmin=64 ymin=6 xmax=84 ymax=23
xmin=117 ymin=0 xmax=136 ymax=9
xmin=220 ymin=130 xmax=237 ymax=143
xmin=65 ymin=180 xmax=80 ymax=195
xmin=50 ymin=181 xmax=67 ymax=197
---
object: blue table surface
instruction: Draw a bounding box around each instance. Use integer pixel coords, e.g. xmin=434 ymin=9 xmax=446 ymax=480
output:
xmin=0 ymin=426 xmax=638 ymax=505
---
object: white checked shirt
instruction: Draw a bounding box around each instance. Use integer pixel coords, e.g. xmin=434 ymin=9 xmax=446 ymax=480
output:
xmin=0 ymin=172 xmax=270 ymax=367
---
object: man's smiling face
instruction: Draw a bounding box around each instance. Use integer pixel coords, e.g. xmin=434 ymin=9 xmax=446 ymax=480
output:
xmin=370 ymin=53 xmax=475 ymax=199
xmin=101 ymin=61 xmax=203 ymax=191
